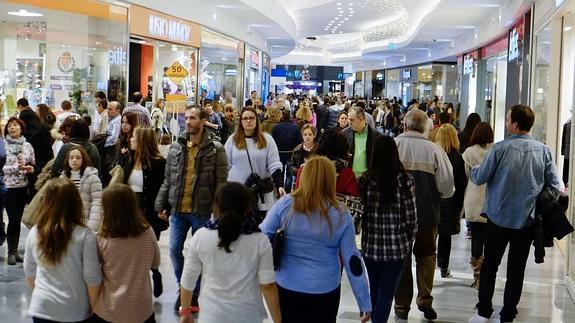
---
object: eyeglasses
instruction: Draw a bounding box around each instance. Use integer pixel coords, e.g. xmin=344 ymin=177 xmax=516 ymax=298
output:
xmin=241 ymin=116 xmax=256 ymax=121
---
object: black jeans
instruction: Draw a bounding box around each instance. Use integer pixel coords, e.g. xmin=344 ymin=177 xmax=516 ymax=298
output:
xmin=5 ymin=187 xmax=28 ymax=252
xmin=364 ymin=258 xmax=404 ymax=323
xmin=477 ymin=220 xmax=534 ymax=322
xmin=436 ymin=234 xmax=451 ymax=269
xmin=278 ymin=284 xmax=341 ymax=323
xmin=469 ymin=222 xmax=487 ymax=258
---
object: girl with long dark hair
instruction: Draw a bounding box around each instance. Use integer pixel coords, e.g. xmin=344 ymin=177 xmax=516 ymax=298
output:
xmin=359 ymin=136 xmax=417 ymax=323
xmin=24 ymin=178 xmax=101 ymax=322
xmin=179 ymin=182 xmax=281 ymax=323
xmin=115 ymin=111 xmax=138 ymax=168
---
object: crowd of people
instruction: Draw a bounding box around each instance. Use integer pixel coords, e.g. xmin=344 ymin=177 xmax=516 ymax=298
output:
xmin=0 ymin=90 xmax=566 ymax=323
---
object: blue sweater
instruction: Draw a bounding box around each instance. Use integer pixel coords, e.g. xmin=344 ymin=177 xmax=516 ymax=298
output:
xmin=260 ymin=195 xmax=372 ymax=313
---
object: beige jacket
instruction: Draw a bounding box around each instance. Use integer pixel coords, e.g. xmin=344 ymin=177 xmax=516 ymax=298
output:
xmin=462 ymin=144 xmax=492 ymax=223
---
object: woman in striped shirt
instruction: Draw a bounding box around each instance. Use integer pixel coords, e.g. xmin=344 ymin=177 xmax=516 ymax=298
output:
xmin=358 ymin=135 xmax=417 ymax=323
xmin=93 ymin=183 xmax=160 ymax=323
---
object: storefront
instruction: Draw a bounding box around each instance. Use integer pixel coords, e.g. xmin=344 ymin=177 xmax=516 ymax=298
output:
xmin=0 ymin=0 xmax=129 ymax=119
xmin=459 ymin=10 xmax=532 ymax=142
xmin=384 ymin=63 xmax=457 ymax=104
xmin=199 ymin=28 xmax=240 ymax=109
xmin=244 ymin=46 xmax=262 ymax=105
xmin=128 ymin=4 xmax=201 ymax=136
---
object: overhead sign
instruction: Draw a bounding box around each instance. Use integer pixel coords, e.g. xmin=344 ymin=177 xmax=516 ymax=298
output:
xmin=166 ymin=61 xmax=189 ymax=84
xmin=508 ymin=28 xmax=519 ymax=62
xmin=109 ymin=46 xmax=126 ymax=65
xmin=130 ymin=5 xmax=201 ymax=47
xmin=402 ymin=69 xmax=412 ymax=80
xmin=463 ymin=54 xmax=474 ymax=75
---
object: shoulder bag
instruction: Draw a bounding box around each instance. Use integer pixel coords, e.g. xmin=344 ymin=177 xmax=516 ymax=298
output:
xmin=271 ymin=206 xmax=294 ymax=271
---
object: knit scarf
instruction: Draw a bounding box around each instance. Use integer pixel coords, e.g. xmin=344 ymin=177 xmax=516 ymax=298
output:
xmin=204 ymin=214 xmax=261 ymax=235
xmin=6 ymin=136 xmax=25 ymax=156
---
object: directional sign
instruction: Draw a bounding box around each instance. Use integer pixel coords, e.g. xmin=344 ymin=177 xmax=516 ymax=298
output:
xmin=166 ymin=61 xmax=189 ymax=84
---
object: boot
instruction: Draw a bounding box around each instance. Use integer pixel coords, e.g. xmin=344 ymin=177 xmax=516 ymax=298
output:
xmin=0 ymin=221 xmax=5 ymax=247
xmin=470 ymin=256 xmax=483 ymax=289
xmin=6 ymin=236 xmax=23 ymax=265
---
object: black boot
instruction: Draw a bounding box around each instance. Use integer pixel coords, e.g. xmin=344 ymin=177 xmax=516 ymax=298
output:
xmin=6 ymin=236 xmax=16 ymax=265
xmin=151 ymin=268 xmax=163 ymax=298
xmin=0 ymin=221 xmax=5 ymax=247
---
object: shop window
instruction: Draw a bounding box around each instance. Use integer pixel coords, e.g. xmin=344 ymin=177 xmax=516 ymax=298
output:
xmin=198 ymin=29 xmax=239 ymax=109
xmin=0 ymin=1 xmax=128 ymax=119
xmin=532 ymin=24 xmax=552 ymax=143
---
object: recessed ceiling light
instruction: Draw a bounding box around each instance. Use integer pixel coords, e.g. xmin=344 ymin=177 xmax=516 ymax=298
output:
xmin=339 ymin=31 xmax=343 ymax=33
xmin=349 ymin=2 xmax=354 ymax=6
xmin=337 ymin=2 xmax=341 ymax=5
xmin=334 ymin=17 xmax=339 ymax=20
xmin=344 ymin=18 xmax=349 ymax=20
xmin=350 ymin=11 xmax=354 ymax=14
xmin=339 ymin=14 xmax=343 ymax=16
xmin=7 ymin=9 xmax=43 ymax=17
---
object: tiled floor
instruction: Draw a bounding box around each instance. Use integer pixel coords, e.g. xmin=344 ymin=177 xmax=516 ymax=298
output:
xmin=1 ymin=219 xmax=574 ymax=322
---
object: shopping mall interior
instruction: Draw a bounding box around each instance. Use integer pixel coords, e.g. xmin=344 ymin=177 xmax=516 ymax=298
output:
xmin=2 ymin=0 xmax=575 ymax=322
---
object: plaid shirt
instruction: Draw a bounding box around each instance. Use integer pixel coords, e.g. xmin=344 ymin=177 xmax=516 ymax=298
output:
xmin=359 ymin=172 xmax=417 ymax=262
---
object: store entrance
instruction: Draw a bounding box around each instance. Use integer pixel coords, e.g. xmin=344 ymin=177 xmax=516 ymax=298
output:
xmin=485 ymin=52 xmax=508 ymax=142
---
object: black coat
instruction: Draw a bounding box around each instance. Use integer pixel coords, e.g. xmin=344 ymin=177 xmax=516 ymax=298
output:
xmin=315 ymin=104 xmax=329 ymax=135
xmin=533 ymin=187 xmax=573 ymax=263
xmin=438 ymin=149 xmax=467 ymax=235
xmin=272 ymin=120 xmax=302 ymax=164
xmin=125 ymin=157 xmax=167 ymax=234
xmin=20 ymin=107 xmax=53 ymax=169
xmin=341 ymin=126 xmax=379 ymax=168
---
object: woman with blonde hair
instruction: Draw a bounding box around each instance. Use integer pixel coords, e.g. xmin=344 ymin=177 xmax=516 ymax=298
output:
xmin=24 ymin=177 xmax=102 ymax=322
xmin=260 ymin=156 xmax=372 ymax=323
xmin=261 ymin=106 xmax=282 ymax=134
xmin=92 ymin=184 xmax=159 ymax=323
xmin=295 ymin=101 xmax=313 ymax=127
xmin=435 ymin=124 xmax=468 ymax=278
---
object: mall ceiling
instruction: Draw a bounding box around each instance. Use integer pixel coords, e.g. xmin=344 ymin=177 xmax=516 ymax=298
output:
xmin=208 ymin=0 xmax=527 ymax=69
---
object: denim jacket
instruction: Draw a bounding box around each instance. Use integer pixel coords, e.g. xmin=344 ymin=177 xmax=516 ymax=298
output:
xmin=470 ymin=134 xmax=562 ymax=229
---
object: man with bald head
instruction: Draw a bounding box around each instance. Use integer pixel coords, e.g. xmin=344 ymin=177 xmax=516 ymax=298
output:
xmin=393 ymin=108 xmax=455 ymax=321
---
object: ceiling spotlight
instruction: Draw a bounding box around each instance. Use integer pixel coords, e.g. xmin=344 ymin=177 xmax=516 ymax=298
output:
xmin=335 ymin=17 xmax=339 ymax=20
xmin=7 ymin=9 xmax=43 ymax=17
xmin=339 ymin=31 xmax=343 ymax=33
xmin=349 ymin=2 xmax=354 ymax=6
xmin=350 ymin=10 xmax=354 ymax=14
xmin=337 ymin=2 xmax=341 ymax=5
xmin=344 ymin=18 xmax=349 ymax=20
xmin=339 ymin=14 xmax=343 ymax=16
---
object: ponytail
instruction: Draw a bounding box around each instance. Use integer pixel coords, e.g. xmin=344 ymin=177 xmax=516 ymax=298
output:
xmin=217 ymin=210 xmax=244 ymax=253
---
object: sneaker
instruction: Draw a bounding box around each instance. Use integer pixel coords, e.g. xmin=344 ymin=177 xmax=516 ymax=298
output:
xmin=468 ymin=313 xmax=490 ymax=323
xmin=440 ymin=268 xmax=451 ymax=278
xmin=418 ymin=306 xmax=437 ymax=320
xmin=174 ymin=289 xmax=181 ymax=312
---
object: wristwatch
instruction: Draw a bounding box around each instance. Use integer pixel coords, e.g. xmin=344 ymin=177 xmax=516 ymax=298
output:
xmin=179 ymin=306 xmax=193 ymax=317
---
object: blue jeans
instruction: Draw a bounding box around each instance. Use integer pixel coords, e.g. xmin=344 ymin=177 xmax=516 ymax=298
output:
xmin=170 ymin=213 xmax=210 ymax=295
xmin=364 ymin=258 xmax=405 ymax=323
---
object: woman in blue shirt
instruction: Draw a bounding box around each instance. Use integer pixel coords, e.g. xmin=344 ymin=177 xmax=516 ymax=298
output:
xmin=260 ymin=156 xmax=372 ymax=323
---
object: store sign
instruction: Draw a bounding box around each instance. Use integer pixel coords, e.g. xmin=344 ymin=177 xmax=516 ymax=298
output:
xmin=166 ymin=61 xmax=189 ymax=84
xmin=130 ymin=5 xmax=201 ymax=47
xmin=463 ymin=54 xmax=474 ymax=75
xmin=109 ymin=46 xmax=126 ymax=65
xmin=149 ymin=15 xmax=191 ymax=44
xmin=508 ymin=28 xmax=520 ymax=62
xmin=376 ymin=72 xmax=383 ymax=80
xmin=57 ymin=52 xmax=75 ymax=74
xmin=402 ymin=69 xmax=412 ymax=80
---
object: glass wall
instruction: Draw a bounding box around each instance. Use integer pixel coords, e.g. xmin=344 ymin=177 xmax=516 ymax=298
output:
xmin=485 ymin=53 xmax=508 ymax=142
xmin=200 ymin=28 xmax=239 ymax=108
xmin=0 ymin=0 xmax=128 ymax=119
xmin=245 ymin=47 xmax=262 ymax=106
xmin=532 ymin=24 xmax=552 ymax=143
xmin=385 ymin=69 xmax=401 ymax=99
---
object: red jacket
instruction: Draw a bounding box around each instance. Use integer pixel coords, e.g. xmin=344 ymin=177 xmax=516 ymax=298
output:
xmin=294 ymin=165 xmax=360 ymax=196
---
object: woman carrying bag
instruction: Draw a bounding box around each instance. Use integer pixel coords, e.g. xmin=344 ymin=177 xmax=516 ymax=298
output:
xmin=225 ymin=107 xmax=285 ymax=222
xmin=260 ymin=156 xmax=372 ymax=323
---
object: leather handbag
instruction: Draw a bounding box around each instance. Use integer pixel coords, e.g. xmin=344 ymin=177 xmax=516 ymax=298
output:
xmin=271 ymin=207 xmax=293 ymax=271
xmin=160 ymin=126 xmax=172 ymax=145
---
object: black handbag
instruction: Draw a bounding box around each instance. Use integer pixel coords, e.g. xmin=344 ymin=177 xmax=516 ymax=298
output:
xmin=271 ymin=207 xmax=293 ymax=271
xmin=244 ymin=142 xmax=274 ymax=203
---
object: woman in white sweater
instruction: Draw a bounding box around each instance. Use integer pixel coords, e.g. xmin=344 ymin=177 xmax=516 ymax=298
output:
xmin=225 ymin=107 xmax=285 ymax=222
xmin=462 ymin=122 xmax=494 ymax=289
xmin=61 ymin=146 xmax=103 ymax=232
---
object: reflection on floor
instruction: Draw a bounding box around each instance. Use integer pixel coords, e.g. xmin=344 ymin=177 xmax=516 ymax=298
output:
xmin=1 ymin=219 xmax=574 ymax=323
